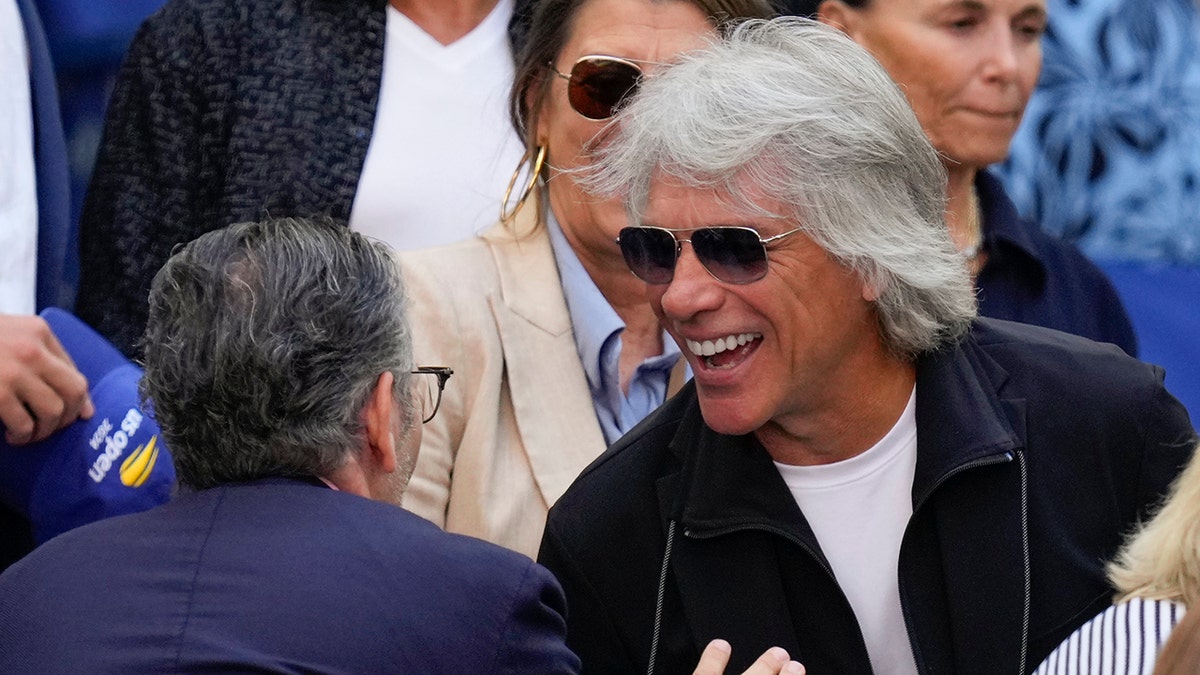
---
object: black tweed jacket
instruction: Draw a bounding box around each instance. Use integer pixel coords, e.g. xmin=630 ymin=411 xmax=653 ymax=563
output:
xmin=77 ymin=0 xmax=531 ymax=356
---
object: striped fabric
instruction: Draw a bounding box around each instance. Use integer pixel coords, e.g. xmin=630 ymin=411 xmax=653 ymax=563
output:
xmin=1033 ymin=598 xmax=1187 ymax=675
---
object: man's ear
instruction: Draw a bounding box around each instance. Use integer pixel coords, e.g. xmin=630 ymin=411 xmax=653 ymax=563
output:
xmin=364 ymin=371 xmax=398 ymax=475
xmin=816 ymin=0 xmax=862 ymax=37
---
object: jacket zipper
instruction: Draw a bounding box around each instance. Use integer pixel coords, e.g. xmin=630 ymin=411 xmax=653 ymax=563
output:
xmin=899 ymin=450 xmax=1021 ymax=675
xmin=675 ymin=450 xmax=1026 ymax=675
xmin=1016 ymin=450 xmax=1031 ymax=675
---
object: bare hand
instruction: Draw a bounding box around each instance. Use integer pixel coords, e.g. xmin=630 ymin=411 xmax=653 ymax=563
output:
xmin=0 ymin=315 xmax=93 ymax=445
xmin=692 ymin=639 xmax=806 ymax=675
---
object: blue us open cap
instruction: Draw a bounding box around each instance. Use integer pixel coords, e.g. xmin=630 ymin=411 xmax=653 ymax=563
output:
xmin=0 ymin=308 xmax=175 ymax=544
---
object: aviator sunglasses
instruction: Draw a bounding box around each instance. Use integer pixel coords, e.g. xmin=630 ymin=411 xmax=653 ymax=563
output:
xmin=617 ymin=226 xmax=803 ymax=285
xmin=551 ymin=55 xmax=654 ymax=121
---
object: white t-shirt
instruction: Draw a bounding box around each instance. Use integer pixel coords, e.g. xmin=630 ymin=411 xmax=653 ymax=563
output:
xmin=775 ymin=388 xmax=919 ymax=675
xmin=0 ymin=0 xmax=39 ymax=314
xmin=349 ymin=0 xmax=525 ymax=251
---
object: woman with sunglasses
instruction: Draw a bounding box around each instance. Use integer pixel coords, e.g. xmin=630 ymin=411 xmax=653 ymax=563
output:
xmin=398 ymin=0 xmax=775 ymax=558
xmin=778 ymin=0 xmax=1138 ymax=357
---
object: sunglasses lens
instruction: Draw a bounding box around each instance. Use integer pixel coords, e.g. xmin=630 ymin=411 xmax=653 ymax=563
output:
xmin=692 ymin=228 xmax=769 ymax=284
xmin=568 ymin=58 xmax=642 ymax=120
xmin=618 ymin=227 xmax=678 ymax=284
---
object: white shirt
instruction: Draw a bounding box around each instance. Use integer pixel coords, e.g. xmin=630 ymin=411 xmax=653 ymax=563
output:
xmin=0 ymin=0 xmax=40 ymax=314
xmin=349 ymin=0 xmax=525 ymax=251
xmin=775 ymin=388 xmax=919 ymax=675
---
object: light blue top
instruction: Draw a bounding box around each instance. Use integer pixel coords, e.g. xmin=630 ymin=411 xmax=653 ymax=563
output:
xmin=546 ymin=212 xmax=683 ymax=445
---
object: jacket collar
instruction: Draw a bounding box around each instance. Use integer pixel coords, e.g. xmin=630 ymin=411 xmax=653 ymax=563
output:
xmin=912 ymin=329 xmax=1023 ymax=507
xmin=977 ymin=170 xmax=1048 ymax=291
xmin=666 ymin=330 xmax=1022 ymax=536
xmin=664 ymin=400 xmax=816 ymax=545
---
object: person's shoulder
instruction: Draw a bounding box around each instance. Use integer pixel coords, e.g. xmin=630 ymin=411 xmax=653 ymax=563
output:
xmin=220 ymin=483 xmax=547 ymax=591
xmin=140 ymin=0 xmax=247 ymax=30
xmin=303 ymin=486 xmax=532 ymax=567
xmin=0 ymin=495 xmax=183 ymax=592
xmin=1010 ymin=216 xmax=1118 ymax=287
xmin=148 ymin=0 xmax=341 ymax=20
xmin=980 ymin=170 xmax=1117 ymax=288
xmin=965 ymin=318 xmax=1168 ymax=404
xmin=970 ymin=316 xmax=1124 ymax=351
xmin=139 ymin=0 xmax=371 ymax=44
xmin=398 ymin=234 xmax=504 ymax=314
xmin=399 ymin=232 xmax=499 ymax=274
xmin=354 ymin=497 xmax=560 ymax=602
xmin=970 ymin=317 xmax=1142 ymax=371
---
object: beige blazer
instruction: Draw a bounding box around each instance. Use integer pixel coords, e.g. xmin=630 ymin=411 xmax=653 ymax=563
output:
xmin=397 ymin=207 xmax=607 ymax=559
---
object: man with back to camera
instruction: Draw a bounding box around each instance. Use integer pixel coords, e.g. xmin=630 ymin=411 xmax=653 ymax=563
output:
xmin=0 ymin=216 xmax=580 ymax=673
xmin=537 ymin=18 xmax=1197 ymax=675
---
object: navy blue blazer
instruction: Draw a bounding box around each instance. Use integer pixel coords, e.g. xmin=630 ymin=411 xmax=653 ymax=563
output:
xmin=0 ymin=478 xmax=581 ymax=673
xmin=16 ymin=0 xmax=75 ymax=312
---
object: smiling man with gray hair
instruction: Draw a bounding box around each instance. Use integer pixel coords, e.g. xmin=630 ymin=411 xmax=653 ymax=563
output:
xmin=0 ymin=217 xmax=580 ymax=673
xmin=538 ymin=17 xmax=1196 ymax=674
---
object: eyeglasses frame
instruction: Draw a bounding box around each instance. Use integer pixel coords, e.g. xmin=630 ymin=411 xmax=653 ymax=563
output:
xmin=411 ymin=366 xmax=453 ymax=424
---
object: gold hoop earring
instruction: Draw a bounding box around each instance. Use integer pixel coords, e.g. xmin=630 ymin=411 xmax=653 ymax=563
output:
xmin=500 ymin=146 xmax=547 ymax=224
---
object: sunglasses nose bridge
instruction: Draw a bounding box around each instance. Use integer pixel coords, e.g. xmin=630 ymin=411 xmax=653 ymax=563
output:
xmin=672 ymin=236 xmax=721 ymax=283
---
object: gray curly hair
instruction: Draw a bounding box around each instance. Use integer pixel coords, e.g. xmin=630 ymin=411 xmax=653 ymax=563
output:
xmin=139 ymin=217 xmax=414 ymax=490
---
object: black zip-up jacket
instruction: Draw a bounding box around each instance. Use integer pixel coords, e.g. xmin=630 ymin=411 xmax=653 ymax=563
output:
xmin=539 ymin=318 xmax=1195 ymax=674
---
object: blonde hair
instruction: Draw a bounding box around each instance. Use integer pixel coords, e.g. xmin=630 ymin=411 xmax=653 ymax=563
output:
xmin=1109 ymin=443 xmax=1200 ymax=606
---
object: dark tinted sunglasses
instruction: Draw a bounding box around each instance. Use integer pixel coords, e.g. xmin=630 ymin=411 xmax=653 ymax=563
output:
xmin=551 ymin=55 xmax=650 ymax=121
xmin=617 ymin=226 xmax=802 ymax=285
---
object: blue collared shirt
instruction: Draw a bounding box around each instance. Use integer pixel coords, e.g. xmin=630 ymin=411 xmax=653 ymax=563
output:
xmin=546 ymin=213 xmax=683 ymax=445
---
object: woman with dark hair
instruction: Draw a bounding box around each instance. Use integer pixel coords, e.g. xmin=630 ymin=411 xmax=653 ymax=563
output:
xmin=399 ymin=0 xmax=776 ymax=557
xmin=779 ymin=0 xmax=1138 ymax=356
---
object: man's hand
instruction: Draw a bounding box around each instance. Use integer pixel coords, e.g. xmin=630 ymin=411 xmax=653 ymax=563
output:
xmin=692 ymin=639 xmax=805 ymax=675
xmin=0 ymin=315 xmax=93 ymax=445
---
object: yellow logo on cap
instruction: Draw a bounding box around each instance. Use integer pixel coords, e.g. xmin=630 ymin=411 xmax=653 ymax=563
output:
xmin=119 ymin=435 xmax=159 ymax=488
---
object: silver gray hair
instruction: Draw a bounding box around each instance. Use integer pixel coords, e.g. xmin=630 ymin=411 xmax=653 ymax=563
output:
xmin=140 ymin=217 xmax=415 ymax=490
xmin=590 ymin=17 xmax=977 ymax=357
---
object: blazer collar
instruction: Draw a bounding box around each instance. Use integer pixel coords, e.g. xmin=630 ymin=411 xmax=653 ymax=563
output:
xmin=482 ymin=197 xmax=608 ymax=505
xmin=482 ymin=193 xmax=575 ymax=335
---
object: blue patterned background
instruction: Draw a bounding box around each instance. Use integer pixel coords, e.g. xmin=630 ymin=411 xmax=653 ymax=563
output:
xmin=998 ymin=0 xmax=1200 ymax=264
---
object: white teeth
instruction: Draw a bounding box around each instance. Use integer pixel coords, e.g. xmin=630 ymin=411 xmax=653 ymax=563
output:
xmin=686 ymin=333 xmax=761 ymax=357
